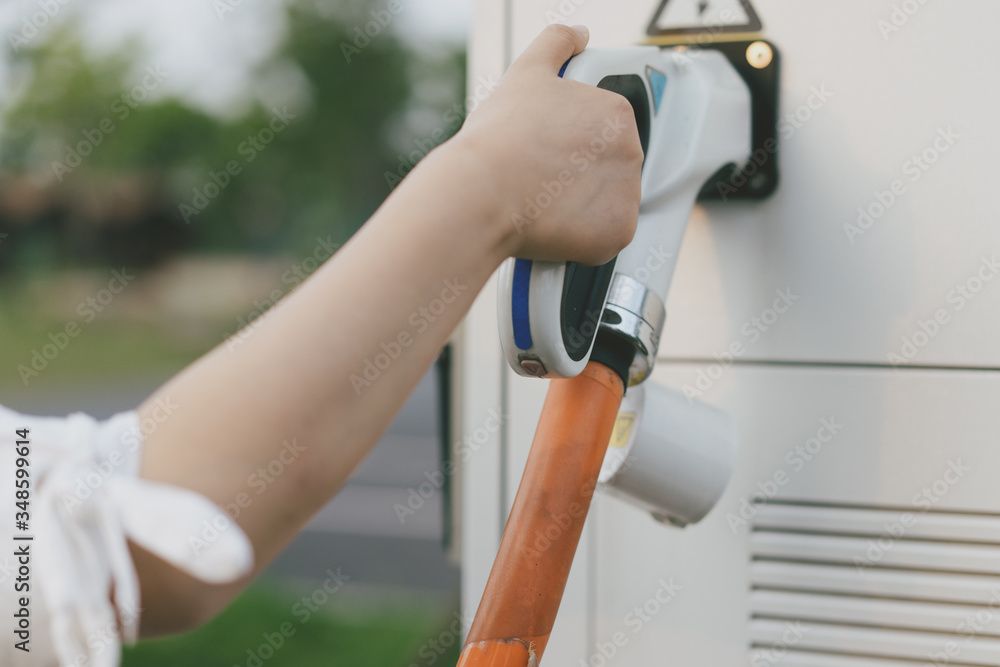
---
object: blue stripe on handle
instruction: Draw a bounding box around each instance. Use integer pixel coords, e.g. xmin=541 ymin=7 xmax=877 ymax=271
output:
xmin=558 ymin=57 xmax=572 ymax=78
xmin=511 ymin=259 xmax=534 ymax=350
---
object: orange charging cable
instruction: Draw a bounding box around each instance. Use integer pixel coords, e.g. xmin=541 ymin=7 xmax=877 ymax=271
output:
xmin=456 ymin=361 xmax=625 ymax=666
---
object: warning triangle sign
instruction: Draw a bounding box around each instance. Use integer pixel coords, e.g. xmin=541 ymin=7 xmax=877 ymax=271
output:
xmin=608 ymin=413 xmax=636 ymax=449
xmin=647 ymin=0 xmax=762 ymax=38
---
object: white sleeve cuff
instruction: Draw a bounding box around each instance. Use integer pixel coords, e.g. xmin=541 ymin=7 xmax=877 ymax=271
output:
xmin=0 ymin=404 xmax=254 ymax=667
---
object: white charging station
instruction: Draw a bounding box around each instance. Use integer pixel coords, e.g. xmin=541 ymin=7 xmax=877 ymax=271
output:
xmin=453 ymin=1 xmax=1000 ymax=664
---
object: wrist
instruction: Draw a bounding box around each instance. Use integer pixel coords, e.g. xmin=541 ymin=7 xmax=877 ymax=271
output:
xmin=432 ymin=133 xmax=521 ymax=262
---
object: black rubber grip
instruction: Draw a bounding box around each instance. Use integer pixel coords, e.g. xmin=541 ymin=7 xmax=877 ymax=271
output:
xmin=589 ymin=330 xmax=635 ymax=388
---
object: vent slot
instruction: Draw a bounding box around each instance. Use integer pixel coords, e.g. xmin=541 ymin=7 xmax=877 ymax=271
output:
xmin=748 ymin=501 xmax=1000 ymax=666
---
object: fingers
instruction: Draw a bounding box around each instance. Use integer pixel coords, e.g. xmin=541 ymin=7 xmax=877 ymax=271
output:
xmin=513 ymin=24 xmax=590 ymax=74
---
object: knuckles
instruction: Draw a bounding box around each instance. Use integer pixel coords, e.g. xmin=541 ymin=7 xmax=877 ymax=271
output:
xmin=594 ymin=92 xmax=644 ymax=163
xmin=614 ymin=203 xmax=640 ymax=252
xmin=543 ymin=23 xmax=580 ymax=48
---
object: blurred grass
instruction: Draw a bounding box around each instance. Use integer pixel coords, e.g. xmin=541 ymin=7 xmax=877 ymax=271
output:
xmin=0 ymin=279 xmax=212 ymax=391
xmin=0 ymin=315 xmax=200 ymax=389
xmin=124 ymin=583 xmax=463 ymax=667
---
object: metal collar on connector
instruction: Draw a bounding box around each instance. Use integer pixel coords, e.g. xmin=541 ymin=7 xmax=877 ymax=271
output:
xmin=599 ymin=274 xmax=666 ymax=386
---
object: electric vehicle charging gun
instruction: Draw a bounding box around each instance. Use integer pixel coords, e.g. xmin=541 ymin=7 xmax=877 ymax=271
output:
xmin=497 ymin=46 xmax=760 ymax=525
xmin=498 ymin=46 xmax=752 ymax=386
xmin=457 ymin=48 xmax=777 ymax=664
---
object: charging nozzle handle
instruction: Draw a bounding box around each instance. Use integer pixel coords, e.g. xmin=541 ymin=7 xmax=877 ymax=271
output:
xmin=497 ymin=47 xmax=661 ymax=381
xmin=618 ymin=192 xmax=698 ymax=305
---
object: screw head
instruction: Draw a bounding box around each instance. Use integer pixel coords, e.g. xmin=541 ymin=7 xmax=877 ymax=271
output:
xmin=746 ymin=41 xmax=773 ymax=69
xmin=519 ymin=359 xmax=546 ymax=377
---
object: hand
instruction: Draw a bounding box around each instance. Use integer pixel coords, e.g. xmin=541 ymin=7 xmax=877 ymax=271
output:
xmin=452 ymin=24 xmax=643 ymax=266
xmin=130 ymin=28 xmax=643 ymax=640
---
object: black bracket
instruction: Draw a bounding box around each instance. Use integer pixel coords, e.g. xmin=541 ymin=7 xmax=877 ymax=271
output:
xmin=696 ymin=39 xmax=781 ymax=201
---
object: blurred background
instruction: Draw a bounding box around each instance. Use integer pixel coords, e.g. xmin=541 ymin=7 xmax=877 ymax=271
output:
xmin=0 ymin=0 xmax=472 ymax=663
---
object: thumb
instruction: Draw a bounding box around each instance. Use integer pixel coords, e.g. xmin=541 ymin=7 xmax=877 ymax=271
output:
xmin=513 ymin=24 xmax=590 ymax=74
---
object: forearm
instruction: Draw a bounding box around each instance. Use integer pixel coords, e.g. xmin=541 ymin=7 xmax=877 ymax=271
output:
xmin=133 ymin=141 xmax=510 ymax=633
xmin=129 ymin=23 xmax=642 ymax=637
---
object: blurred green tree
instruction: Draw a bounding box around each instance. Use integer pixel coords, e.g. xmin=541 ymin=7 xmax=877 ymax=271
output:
xmin=0 ymin=0 xmax=466 ymax=273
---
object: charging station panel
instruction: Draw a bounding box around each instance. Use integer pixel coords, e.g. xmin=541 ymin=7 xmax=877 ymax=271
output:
xmin=461 ymin=1 xmax=1000 ymax=664
xmin=595 ymin=363 xmax=1000 ymax=665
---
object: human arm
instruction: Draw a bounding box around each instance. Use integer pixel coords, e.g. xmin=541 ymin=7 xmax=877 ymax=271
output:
xmin=131 ymin=24 xmax=642 ymax=636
